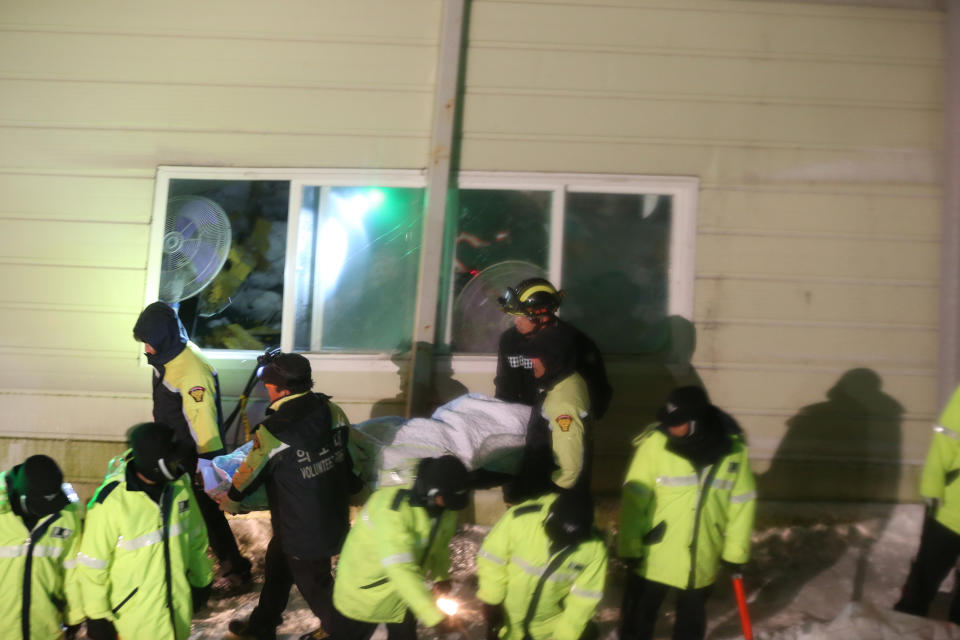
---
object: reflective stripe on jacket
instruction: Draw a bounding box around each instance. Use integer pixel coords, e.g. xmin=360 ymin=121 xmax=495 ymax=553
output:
xmin=921 ymin=385 xmax=960 ymax=534
xmin=619 ymin=428 xmax=756 ymax=589
xmin=333 ymin=485 xmax=456 ymax=626
xmin=77 ymin=454 xmax=213 ymax=640
xmin=476 ymin=494 xmax=607 ymax=640
xmin=0 ymin=472 xmax=83 ymax=640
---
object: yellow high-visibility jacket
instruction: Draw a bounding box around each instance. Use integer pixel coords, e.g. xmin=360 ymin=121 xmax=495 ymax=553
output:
xmin=332 ymin=484 xmax=457 ymax=627
xmin=619 ymin=427 xmax=756 ymax=589
xmin=77 ymin=453 xmax=213 ymax=640
xmin=476 ymin=494 xmax=607 ymax=640
xmin=0 ymin=472 xmax=83 ymax=640
xmin=920 ymin=385 xmax=960 ymax=534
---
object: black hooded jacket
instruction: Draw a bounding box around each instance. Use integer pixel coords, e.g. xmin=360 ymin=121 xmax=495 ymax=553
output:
xmin=133 ymin=303 xmax=225 ymax=460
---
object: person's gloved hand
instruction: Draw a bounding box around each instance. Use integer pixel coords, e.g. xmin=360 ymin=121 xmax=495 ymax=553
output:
xmin=925 ymin=497 xmax=941 ymax=519
xmin=433 ymin=579 xmax=453 ymax=596
xmin=192 ymin=582 xmax=212 ymax=611
xmin=720 ymin=559 xmax=743 ymax=575
xmin=64 ymin=624 xmax=83 ymax=640
xmin=85 ymin=618 xmax=118 ymax=640
xmin=482 ymin=602 xmax=505 ymax=640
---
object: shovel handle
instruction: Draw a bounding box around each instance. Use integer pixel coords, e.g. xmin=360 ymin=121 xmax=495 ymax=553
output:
xmin=732 ymin=574 xmax=753 ymax=640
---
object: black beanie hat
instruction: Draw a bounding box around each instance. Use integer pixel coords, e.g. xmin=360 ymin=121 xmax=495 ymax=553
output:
xmin=544 ymin=491 xmax=594 ymax=548
xmin=657 ymin=385 xmax=712 ymax=427
xmin=260 ymin=353 xmax=313 ymax=393
xmin=414 ymin=455 xmax=470 ymax=511
xmin=10 ymin=455 xmax=69 ymax=516
xmin=129 ymin=422 xmax=183 ymax=483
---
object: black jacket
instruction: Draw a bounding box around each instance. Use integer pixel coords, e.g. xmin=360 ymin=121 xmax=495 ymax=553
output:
xmin=494 ymin=319 xmax=613 ymax=418
xmin=256 ymin=393 xmax=359 ymax=558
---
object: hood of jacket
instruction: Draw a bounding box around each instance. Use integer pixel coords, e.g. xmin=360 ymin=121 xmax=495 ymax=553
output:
xmin=133 ymin=302 xmax=188 ymax=366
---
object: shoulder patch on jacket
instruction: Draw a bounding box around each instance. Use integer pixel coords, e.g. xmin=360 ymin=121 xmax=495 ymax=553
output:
xmin=95 ymin=481 xmax=120 ymax=504
xmin=188 ymin=386 xmax=205 ymax=402
xmin=513 ymin=504 xmax=543 ymax=517
xmin=391 ymin=489 xmax=410 ymax=511
xmin=556 ymin=415 xmax=573 ymax=432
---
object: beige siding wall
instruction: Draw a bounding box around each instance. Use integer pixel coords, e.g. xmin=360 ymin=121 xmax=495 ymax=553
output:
xmin=0 ymin=0 xmax=945 ymax=502
xmin=458 ymin=0 xmax=943 ymax=498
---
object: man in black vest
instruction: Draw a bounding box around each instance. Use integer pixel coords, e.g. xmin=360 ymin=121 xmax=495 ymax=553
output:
xmin=220 ymin=352 xmax=362 ymax=640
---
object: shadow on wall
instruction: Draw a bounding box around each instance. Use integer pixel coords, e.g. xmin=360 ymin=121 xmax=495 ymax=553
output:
xmin=710 ymin=368 xmax=905 ymax=635
xmin=369 ymin=343 xmax=468 ymax=420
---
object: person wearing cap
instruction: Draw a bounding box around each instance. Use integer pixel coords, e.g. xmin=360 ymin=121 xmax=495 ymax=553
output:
xmin=495 ymin=278 xmax=611 ymax=419
xmin=619 ymin=386 xmax=756 ymax=640
xmin=77 ymin=422 xmax=214 ymax=640
xmin=506 ymin=324 xmax=593 ymax=502
xmin=220 ymin=352 xmax=363 ymax=640
xmin=476 ymin=491 xmax=607 ymax=640
xmin=132 ymin=301 xmax=252 ymax=590
xmin=331 ymin=455 xmax=471 ymax=640
xmin=0 ymin=455 xmax=83 ymax=640
xmin=895 ymin=384 xmax=960 ymax=621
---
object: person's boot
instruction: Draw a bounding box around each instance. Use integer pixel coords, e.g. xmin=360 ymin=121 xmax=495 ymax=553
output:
xmin=215 ymin=556 xmax=253 ymax=595
xmin=228 ymin=618 xmax=277 ymax=640
xmin=298 ymin=627 xmax=331 ymax=640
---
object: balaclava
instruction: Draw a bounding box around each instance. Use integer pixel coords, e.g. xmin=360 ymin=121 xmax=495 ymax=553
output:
xmin=132 ymin=302 xmax=189 ymax=366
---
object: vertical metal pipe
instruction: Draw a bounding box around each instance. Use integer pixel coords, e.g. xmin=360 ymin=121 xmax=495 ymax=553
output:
xmin=406 ymin=0 xmax=467 ymax=417
xmin=941 ymin=2 xmax=960 ymax=406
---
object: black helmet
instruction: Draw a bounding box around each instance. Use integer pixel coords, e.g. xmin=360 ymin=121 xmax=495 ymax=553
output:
xmin=9 ymin=455 xmax=70 ymax=518
xmin=544 ymin=491 xmax=594 ymax=549
xmin=129 ymin=422 xmax=187 ymax=484
xmin=413 ymin=455 xmax=470 ymax=511
xmin=498 ymin=278 xmax=564 ymax=317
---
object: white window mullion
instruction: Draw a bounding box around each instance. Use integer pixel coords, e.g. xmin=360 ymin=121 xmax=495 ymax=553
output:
xmin=309 ymin=186 xmax=332 ymax=352
xmin=549 ymin=186 xmax=566 ymax=287
xmin=280 ymin=180 xmax=305 ymax=353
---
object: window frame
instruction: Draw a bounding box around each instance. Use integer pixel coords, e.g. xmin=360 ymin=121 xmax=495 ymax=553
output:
xmin=148 ymin=166 xmax=698 ymax=366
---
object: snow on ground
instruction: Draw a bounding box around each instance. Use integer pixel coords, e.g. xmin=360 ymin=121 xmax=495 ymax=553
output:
xmin=189 ymin=503 xmax=960 ymax=640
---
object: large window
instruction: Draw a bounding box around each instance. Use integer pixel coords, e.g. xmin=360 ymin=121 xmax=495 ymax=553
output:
xmin=148 ymin=168 xmax=696 ymax=357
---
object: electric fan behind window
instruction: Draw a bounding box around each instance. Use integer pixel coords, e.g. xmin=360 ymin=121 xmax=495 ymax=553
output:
xmin=451 ymin=260 xmax=547 ymax=352
xmin=159 ymin=196 xmax=232 ymax=303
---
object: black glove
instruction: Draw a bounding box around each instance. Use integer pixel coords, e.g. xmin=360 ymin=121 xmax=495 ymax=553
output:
xmin=641 ymin=521 xmax=666 ymax=545
xmin=483 ymin=602 xmax=505 ymax=640
xmin=85 ymin=618 xmax=118 ymax=640
xmin=192 ymin=583 xmax=212 ymax=611
xmin=64 ymin=624 xmax=83 ymax=640
xmin=720 ymin=559 xmax=743 ymax=575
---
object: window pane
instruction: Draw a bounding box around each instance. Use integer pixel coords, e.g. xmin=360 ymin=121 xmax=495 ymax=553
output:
xmin=449 ymin=189 xmax=550 ymax=353
xmin=561 ymin=193 xmax=672 ymax=354
xmin=161 ymin=179 xmax=289 ymax=351
xmin=294 ymin=186 xmax=424 ymax=352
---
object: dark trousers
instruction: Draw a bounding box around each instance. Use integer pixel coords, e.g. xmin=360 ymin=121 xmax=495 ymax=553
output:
xmin=332 ymin=608 xmax=417 ymax=640
xmin=895 ymin=516 xmax=960 ymax=623
xmin=191 ymin=481 xmax=250 ymax=574
xmin=620 ymin=574 xmax=713 ymax=640
xmin=248 ymin=536 xmax=336 ymax=632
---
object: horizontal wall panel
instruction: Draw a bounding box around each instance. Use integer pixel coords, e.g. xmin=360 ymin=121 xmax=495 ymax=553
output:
xmin=459 ymin=137 xmax=941 ymax=184
xmin=697 ymin=366 xmax=937 ymax=423
xmin=0 ymin=308 xmax=141 ymax=354
xmin=0 ymin=80 xmax=432 ymax=135
xmin=0 ymin=129 xmax=429 ymax=172
xmin=0 ymin=173 xmax=154 ymax=223
xmin=466 ymin=50 xmax=942 ymax=108
xmin=469 ymin=1 xmax=940 ymax=61
xmin=0 ymin=219 xmax=147 ymax=268
xmin=0 ymin=32 xmax=437 ymax=89
xmin=694 ymin=278 xmax=938 ymax=325
xmin=0 ymin=392 xmax=152 ymax=439
xmin=696 ymin=233 xmax=938 ymax=281
xmin=695 ymin=322 xmax=937 ymax=368
xmin=698 ymin=187 xmax=941 ymax=237
xmin=0 ymin=265 xmax=144 ymax=311
xmin=0 ymin=1 xmax=441 ymax=42
xmin=463 ymin=93 xmax=940 ymax=148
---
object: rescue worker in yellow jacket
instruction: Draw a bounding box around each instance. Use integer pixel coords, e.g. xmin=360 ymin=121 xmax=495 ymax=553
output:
xmin=332 ymin=455 xmax=471 ymax=640
xmin=0 ymin=455 xmax=83 ymax=640
xmin=476 ymin=491 xmax=607 ymax=640
xmin=619 ymin=386 xmax=756 ymax=640
xmin=506 ymin=324 xmax=592 ymax=502
xmin=78 ymin=422 xmax=214 ymax=640
xmin=896 ymin=383 xmax=960 ymax=622
xmin=133 ymin=302 xmax=252 ymax=590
